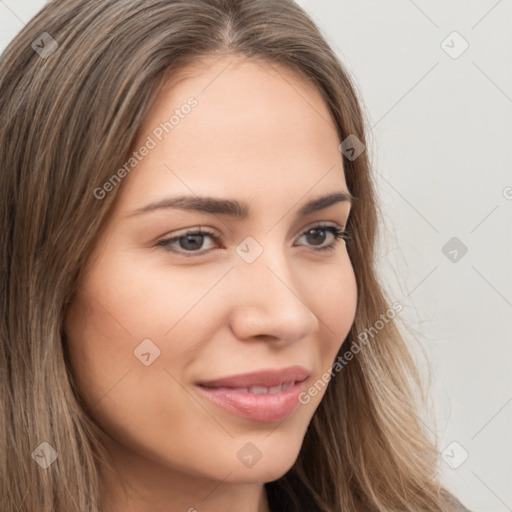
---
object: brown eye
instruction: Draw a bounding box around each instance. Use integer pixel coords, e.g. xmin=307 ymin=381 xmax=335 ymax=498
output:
xmin=157 ymin=228 xmax=221 ymax=256
xmin=296 ymin=224 xmax=349 ymax=252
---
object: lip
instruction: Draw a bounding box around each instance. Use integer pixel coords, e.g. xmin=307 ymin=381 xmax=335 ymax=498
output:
xmin=195 ymin=366 xmax=309 ymax=423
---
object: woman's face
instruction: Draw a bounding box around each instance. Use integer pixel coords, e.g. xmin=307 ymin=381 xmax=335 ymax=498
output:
xmin=65 ymin=55 xmax=357 ymax=504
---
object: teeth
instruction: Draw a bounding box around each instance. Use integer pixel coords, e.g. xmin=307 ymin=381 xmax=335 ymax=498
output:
xmin=204 ymin=382 xmax=296 ymax=393
xmin=249 ymin=386 xmax=269 ymax=394
xmin=231 ymin=382 xmax=295 ymax=394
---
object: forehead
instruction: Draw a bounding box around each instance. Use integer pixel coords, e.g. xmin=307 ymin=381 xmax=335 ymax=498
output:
xmin=115 ymin=55 xmax=347 ymax=214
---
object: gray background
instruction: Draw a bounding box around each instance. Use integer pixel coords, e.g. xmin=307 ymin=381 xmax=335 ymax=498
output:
xmin=1 ymin=1 xmax=511 ymax=510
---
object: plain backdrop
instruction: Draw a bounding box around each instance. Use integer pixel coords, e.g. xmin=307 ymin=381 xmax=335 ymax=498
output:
xmin=1 ymin=1 xmax=511 ymax=511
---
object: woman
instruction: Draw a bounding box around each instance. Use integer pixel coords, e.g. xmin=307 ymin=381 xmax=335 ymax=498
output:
xmin=0 ymin=1 xmax=471 ymax=510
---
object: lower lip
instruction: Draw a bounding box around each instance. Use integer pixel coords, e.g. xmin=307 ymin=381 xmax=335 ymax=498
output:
xmin=195 ymin=380 xmax=307 ymax=423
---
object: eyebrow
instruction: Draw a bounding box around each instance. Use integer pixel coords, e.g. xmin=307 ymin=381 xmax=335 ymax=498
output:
xmin=128 ymin=191 xmax=353 ymax=219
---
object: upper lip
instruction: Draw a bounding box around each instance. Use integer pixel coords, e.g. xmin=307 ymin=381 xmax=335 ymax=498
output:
xmin=197 ymin=365 xmax=309 ymax=388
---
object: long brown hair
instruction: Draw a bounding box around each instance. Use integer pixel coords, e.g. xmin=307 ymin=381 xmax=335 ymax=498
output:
xmin=0 ymin=1 xmax=461 ymax=510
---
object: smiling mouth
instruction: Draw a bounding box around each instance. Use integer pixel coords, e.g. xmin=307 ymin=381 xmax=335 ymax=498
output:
xmin=199 ymin=381 xmax=296 ymax=394
xmin=194 ymin=366 xmax=310 ymax=423
xmin=196 ymin=365 xmax=309 ymax=389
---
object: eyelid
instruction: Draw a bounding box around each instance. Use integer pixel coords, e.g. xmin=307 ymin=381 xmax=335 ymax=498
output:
xmin=160 ymin=225 xmax=217 ymax=239
xmin=156 ymin=221 xmax=349 ymax=257
xmin=301 ymin=220 xmax=346 ymax=232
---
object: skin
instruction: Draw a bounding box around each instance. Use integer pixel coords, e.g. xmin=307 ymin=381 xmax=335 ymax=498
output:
xmin=64 ymin=54 xmax=358 ymax=512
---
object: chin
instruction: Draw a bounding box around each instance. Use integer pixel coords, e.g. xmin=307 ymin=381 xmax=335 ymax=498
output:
xmin=222 ymin=429 xmax=307 ymax=483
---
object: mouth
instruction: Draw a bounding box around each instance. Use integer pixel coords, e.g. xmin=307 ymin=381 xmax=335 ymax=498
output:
xmin=199 ymin=381 xmax=297 ymax=394
xmin=194 ymin=366 xmax=309 ymax=423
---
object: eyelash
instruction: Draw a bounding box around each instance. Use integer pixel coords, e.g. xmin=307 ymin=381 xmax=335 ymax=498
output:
xmin=156 ymin=223 xmax=350 ymax=258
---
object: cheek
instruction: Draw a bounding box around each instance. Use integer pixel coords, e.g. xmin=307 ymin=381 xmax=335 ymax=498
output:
xmin=310 ymin=259 xmax=358 ymax=356
xmin=84 ymin=249 xmax=229 ymax=336
xmin=62 ymin=253 xmax=230 ymax=445
xmin=63 ymin=275 xmax=210 ymax=470
xmin=292 ymin=262 xmax=357 ymax=410
xmin=63 ymin=290 xmax=135 ymax=415
xmin=306 ymin=261 xmax=357 ymax=406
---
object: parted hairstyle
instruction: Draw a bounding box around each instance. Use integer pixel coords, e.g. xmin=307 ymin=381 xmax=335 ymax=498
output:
xmin=0 ymin=1 xmax=465 ymax=511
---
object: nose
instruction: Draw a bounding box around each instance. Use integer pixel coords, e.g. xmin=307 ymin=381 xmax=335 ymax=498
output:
xmin=227 ymin=246 xmax=320 ymax=345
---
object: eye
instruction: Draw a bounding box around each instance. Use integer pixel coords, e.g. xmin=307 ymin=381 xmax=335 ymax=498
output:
xmin=295 ymin=223 xmax=349 ymax=252
xmin=157 ymin=227 xmax=221 ymax=255
xmin=157 ymin=223 xmax=349 ymax=257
